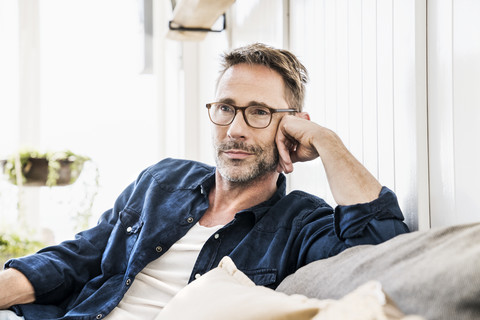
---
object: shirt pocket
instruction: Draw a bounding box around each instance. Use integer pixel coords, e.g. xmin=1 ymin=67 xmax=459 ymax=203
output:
xmin=119 ymin=208 xmax=144 ymax=235
xmin=118 ymin=209 xmax=144 ymax=254
xmin=103 ymin=209 xmax=144 ymax=273
xmin=242 ymin=268 xmax=277 ymax=287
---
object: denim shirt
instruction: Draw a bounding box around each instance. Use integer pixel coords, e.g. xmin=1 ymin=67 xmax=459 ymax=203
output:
xmin=6 ymin=158 xmax=409 ymax=320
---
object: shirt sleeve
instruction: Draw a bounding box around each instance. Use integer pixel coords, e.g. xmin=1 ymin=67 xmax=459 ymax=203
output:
xmin=333 ymin=186 xmax=409 ymax=245
xmin=296 ymin=186 xmax=409 ymax=268
xmin=3 ymin=180 xmax=137 ymax=305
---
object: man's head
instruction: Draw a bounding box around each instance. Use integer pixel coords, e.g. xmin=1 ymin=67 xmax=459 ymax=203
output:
xmin=211 ymin=44 xmax=308 ymax=185
xmin=217 ymin=43 xmax=308 ymax=111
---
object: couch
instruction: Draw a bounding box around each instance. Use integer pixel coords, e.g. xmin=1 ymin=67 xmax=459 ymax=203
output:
xmin=157 ymin=222 xmax=480 ymax=320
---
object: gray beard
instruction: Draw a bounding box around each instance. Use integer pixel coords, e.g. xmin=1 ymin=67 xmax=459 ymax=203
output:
xmin=214 ymin=141 xmax=279 ymax=185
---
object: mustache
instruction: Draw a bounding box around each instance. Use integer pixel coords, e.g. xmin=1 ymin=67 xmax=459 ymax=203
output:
xmin=217 ymin=141 xmax=264 ymax=154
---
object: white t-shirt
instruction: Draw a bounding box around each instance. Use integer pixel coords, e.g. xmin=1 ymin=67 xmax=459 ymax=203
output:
xmin=104 ymin=222 xmax=223 ymax=320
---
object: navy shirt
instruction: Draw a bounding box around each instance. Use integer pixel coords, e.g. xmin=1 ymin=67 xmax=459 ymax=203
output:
xmin=6 ymin=158 xmax=409 ymax=320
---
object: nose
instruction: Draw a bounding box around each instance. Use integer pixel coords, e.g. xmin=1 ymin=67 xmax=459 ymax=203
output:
xmin=227 ymin=109 xmax=249 ymax=139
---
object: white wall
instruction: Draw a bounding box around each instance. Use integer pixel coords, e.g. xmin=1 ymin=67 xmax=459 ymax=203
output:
xmin=428 ymin=0 xmax=480 ymax=227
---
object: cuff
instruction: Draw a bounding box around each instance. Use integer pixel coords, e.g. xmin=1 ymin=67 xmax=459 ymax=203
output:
xmin=334 ymin=186 xmax=404 ymax=240
xmin=5 ymin=254 xmax=65 ymax=303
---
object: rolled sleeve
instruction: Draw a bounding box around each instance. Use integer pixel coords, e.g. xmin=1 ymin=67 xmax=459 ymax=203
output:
xmin=4 ymin=219 xmax=114 ymax=304
xmin=334 ymin=186 xmax=408 ymax=243
xmin=5 ymin=254 xmax=66 ymax=299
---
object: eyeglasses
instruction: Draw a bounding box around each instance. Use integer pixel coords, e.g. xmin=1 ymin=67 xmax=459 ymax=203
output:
xmin=206 ymin=102 xmax=297 ymax=129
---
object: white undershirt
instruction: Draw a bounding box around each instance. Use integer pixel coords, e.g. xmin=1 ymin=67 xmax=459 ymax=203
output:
xmin=105 ymin=222 xmax=223 ymax=320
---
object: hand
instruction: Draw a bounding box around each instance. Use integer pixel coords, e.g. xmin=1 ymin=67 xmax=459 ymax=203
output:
xmin=275 ymin=113 xmax=320 ymax=174
xmin=275 ymin=113 xmax=381 ymax=205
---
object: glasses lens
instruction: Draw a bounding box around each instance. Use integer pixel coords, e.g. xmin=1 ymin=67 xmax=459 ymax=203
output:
xmin=245 ymin=106 xmax=271 ymax=128
xmin=210 ymin=103 xmax=235 ymax=125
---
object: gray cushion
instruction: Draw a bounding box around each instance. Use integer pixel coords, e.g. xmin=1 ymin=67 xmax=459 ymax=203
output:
xmin=276 ymin=222 xmax=480 ymax=320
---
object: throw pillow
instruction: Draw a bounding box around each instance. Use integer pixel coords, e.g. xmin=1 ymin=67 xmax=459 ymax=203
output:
xmin=156 ymin=256 xmax=424 ymax=320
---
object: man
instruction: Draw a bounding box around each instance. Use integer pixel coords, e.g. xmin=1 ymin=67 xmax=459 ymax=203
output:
xmin=0 ymin=43 xmax=409 ymax=320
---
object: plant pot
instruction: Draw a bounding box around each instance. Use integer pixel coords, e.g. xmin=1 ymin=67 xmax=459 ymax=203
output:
xmin=1 ymin=157 xmax=84 ymax=186
xmin=24 ymin=158 xmax=82 ymax=186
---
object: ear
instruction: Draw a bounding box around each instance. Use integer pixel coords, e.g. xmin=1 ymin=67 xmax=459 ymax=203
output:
xmin=296 ymin=112 xmax=310 ymax=121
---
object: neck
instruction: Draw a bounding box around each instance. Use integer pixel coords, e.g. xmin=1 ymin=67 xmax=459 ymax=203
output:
xmin=214 ymin=170 xmax=279 ymax=207
xmin=199 ymin=171 xmax=279 ymax=227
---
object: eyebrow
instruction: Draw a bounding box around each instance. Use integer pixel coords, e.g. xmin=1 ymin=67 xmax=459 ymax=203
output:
xmin=217 ymin=98 xmax=274 ymax=109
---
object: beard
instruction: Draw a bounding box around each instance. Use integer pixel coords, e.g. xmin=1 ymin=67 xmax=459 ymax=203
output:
xmin=214 ymin=140 xmax=279 ymax=184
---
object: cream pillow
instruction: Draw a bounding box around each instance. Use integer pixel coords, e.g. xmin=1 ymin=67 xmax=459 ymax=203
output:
xmin=155 ymin=256 xmax=424 ymax=320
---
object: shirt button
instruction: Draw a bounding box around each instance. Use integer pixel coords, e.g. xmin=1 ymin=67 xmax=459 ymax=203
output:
xmin=96 ymin=314 xmax=103 ymax=319
xmin=195 ymin=273 xmax=201 ymax=279
xmin=125 ymin=278 xmax=131 ymax=286
xmin=214 ymin=233 xmax=220 ymax=239
xmin=126 ymin=226 xmax=132 ymax=233
xmin=155 ymin=246 xmax=163 ymax=253
xmin=187 ymin=217 xmax=194 ymax=223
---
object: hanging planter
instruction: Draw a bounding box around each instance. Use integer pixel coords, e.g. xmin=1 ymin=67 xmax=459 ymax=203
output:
xmin=1 ymin=150 xmax=90 ymax=187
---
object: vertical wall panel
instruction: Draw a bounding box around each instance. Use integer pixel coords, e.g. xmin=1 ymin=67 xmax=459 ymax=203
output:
xmin=288 ymin=0 xmax=428 ymax=230
xmin=392 ymin=0 xmax=428 ymax=230
xmin=453 ymin=0 xmax=480 ymax=225
xmin=361 ymin=0 xmax=379 ymax=177
xmin=427 ymin=0 xmax=455 ymax=227
xmin=336 ymin=0 xmax=350 ymax=146
xmin=376 ymin=0 xmax=395 ymax=188
xmin=428 ymin=0 xmax=480 ymax=226
xmin=324 ymin=0 xmax=338 ymax=133
xmin=347 ymin=0 xmax=364 ymax=163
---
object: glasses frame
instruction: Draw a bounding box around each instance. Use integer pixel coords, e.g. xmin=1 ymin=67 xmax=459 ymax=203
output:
xmin=206 ymin=102 xmax=297 ymax=129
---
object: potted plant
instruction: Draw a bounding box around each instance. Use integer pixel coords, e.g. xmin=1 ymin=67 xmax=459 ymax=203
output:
xmin=1 ymin=149 xmax=90 ymax=187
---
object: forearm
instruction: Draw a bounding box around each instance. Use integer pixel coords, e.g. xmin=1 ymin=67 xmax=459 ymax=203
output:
xmin=276 ymin=115 xmax=382 ymax=205
xmin=312 ymin=128 xmax=381 ymax=206
xmin=0 ymin=268 xmax=35 ymax=309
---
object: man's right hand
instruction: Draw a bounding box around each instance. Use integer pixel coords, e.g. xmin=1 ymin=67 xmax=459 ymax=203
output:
xmin=0 ymin=268 xmax=35 ymax=309
xmin=276 ymin=114 xmax=382 ymax=206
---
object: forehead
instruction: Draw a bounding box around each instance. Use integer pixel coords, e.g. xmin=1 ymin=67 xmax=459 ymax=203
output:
xmin=216 ymin=64 xmax=288 ymax=108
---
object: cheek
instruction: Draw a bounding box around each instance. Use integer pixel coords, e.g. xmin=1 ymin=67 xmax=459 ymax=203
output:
xmin=212 ymin=125 xmax=226 ymax=141
xmin=258 ymin=130 xmax=278 ymax=149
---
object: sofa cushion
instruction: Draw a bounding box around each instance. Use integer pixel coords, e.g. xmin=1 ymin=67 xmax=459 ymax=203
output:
xmin=276 ymin=222 xmax=480 ymax=320
xmin=156 ymin=256 xmax=423 ymax=320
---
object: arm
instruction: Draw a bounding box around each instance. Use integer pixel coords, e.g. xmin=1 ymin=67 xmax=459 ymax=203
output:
xmin=4 ymin=178 xmax=139 ymax=305
xmin=4 ymin=211 xmax=117 ymax=305
xmin=0 ymin=268 xmax=35 ymax=309
xmin=276 ymin=114 xmax=381 ymax=205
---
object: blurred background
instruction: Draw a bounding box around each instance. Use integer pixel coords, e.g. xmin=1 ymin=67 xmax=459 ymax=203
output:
xmin=0 ymin=0 xmax=479 ymax=258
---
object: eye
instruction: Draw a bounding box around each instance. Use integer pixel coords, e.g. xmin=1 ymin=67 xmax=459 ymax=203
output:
xmin=248 ymin=106 xmax=270 ymax=116
xmin=216 ymin=103 xmax=234 ymax=113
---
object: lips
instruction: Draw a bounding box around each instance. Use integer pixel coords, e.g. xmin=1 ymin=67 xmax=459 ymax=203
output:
xmin=217 ymin=142 xmax=261 ymax=160
xmin=223 ymin=149 xmax=255 ymax=159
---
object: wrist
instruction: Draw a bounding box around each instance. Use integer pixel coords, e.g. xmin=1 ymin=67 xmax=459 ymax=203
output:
xmin=0 ymin=268 xmax=35 ymax=309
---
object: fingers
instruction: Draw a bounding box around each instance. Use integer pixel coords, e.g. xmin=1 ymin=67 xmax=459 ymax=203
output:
xmin=276 ymin=121 xmax=296 ymax=174
xmin=275 ymin=114 xmax=321 ymax=174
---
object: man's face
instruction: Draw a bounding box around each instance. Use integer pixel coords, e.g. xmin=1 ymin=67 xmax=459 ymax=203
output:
xmin=212 ymin=63 xmax=289 ymax=184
